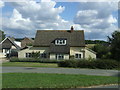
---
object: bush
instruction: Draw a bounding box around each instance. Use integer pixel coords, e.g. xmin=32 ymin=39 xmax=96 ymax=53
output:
xmin=77 ymin=60 xmax=96 ymax=69
xmin=94 ymin=59 xmax=119 ymax=69
xmin=58 ymin=59 xmax=119 ymax=69
xmin=10 ymin=57 xmax=63 ymax=63
xmin=58 ymin=60 xmax=78 ymax=68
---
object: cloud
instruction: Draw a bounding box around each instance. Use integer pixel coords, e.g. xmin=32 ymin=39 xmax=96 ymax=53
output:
xmin=2 ymin=1 xmax=118 ymax=40
xmin=74 ymin=2 xmax=118 ymax=40
xmin=0 ymin=0 xmax=4 ymax=8
xmin=2 ymin=0 xmax=77 ymax=38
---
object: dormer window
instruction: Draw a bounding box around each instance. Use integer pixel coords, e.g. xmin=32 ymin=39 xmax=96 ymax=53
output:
xmin=55 ymin=39 xmax=66 ymax=45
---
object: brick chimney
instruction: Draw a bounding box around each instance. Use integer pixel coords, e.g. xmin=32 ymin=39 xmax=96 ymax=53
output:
xmin=71 ymin=26 xmax=74 ymax=32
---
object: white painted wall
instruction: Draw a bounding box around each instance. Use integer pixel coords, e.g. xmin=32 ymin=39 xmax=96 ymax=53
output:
xmin=70 ymin=47 xmax=85 ymax=59
xmin=85 ymin=48 xmax=96 ymax=59
xmin=18 ymin=47 xmax=49 ymax=58
xmin=70 ymin=47 xmax=96 ymax=59
xmin=50 ymin=54 xmax=56 ymax=60
xmin=64 ymin=54 xmax=69 ymax=60
xmin=18 ymin=46 xmax=96 ymax=59
xmin=50 ymin=54 xmax=69 ymax=60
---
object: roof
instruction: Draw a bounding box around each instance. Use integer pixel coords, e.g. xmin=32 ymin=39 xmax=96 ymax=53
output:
xmin=0 ymin=37 xmax=21 ymax=49
xmin=22 ymin=37 xmax=34 ymax=42
xmin=34 ymin=30 xmax=85 ymax=47
xmin=50 ymin=44 xmax=70 ymax=54
xmin=21 ymin=37 xmax=34 ymax=48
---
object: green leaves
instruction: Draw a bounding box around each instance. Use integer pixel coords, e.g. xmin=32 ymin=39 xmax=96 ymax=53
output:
xmin=108 ymin=31 xmax=120 ymax=61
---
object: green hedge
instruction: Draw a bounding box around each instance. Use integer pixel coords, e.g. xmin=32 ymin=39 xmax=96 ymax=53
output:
xmin=10 ymin=57 xmax=63 ymax=63
xmin=58 ymin=59 xmax=119 ymax=69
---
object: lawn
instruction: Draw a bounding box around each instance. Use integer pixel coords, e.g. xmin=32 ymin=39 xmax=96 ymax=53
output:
xmin=2 ymin=62 xmax=58 ymax=68
xmin=2 ymin=73 xmax=118 ymax=88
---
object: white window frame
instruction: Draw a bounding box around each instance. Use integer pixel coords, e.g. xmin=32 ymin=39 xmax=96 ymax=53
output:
xmin=56 ymin=54 xmax=64 ymax=60
xmin=26 ymin=53 xmax=32 ymax=58
xmin=75 ymin=53 xmax=81 ymax=59
xmin=55 ymin=40 xmax=66 ymax=45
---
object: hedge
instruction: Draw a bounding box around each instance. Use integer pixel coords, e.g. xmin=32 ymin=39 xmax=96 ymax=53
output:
xmin=10 ymin=57 xmax=63 ymax=63
xmin=58 ymin=59 xmax=119 ymax=69
xmin=10 ymin=58 xmax=119 ymax=69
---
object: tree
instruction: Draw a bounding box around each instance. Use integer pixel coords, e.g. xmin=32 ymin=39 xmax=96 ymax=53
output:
xmin=108 ymin=31 xmax=120 ymax=61
xmin=0 ymin=30 xmax=6 ymax=41
xmin=31 ymin=51 xmax=40 ymax=58
xmin=92 ymin=44 xmax=111 ymax=59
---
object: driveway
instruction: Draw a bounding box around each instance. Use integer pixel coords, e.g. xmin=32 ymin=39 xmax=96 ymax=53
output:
xmin=0 ymin=58 xmax=9 ymax=63
xmin=1 ymin=67 xmax=119 ymax=76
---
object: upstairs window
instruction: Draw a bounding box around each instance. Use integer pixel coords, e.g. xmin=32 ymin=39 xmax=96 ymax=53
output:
xmin=55 ymin=39 xmax=66 ymax=45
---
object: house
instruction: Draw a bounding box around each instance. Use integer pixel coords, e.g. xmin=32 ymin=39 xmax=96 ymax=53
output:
xmin=18 ymin=27 xmax=96 ymax=60
xmin=21 ymin=37 xmax=34 ymax=48
xmin=0 ymin=37 xmax=21 ymax=58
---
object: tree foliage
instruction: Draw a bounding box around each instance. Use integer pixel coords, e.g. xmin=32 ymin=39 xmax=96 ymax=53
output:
xmin=0 ymin=30 xmax=6 ymax=42
xmin=92 ymin=44 xmax=111 ymax=59
xmin=85 ymin=40 xmax=108 ymax=44
xmin=31 ymin=51 xmax=40 ymax=58
xmin=108 ymin=31 xmax=120 ymax=61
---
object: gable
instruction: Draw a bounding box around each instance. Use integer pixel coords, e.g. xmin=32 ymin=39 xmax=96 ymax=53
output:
xmin=0 ymin=38 xmax=20 ymax=49
xmin=2 ymin=38 xmax=13 ymax=49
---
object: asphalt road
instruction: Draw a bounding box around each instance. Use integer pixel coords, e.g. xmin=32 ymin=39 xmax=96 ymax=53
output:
xmin=93 ymin=84 xmax=119 ymax=88
xmin=1 ymin=67 xmax=119 ymax=76
xmin=69 ymin=84 xmax=119 ymax=89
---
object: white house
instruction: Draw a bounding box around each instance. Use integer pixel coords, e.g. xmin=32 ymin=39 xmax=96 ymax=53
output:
xmin=18 ymin=27 xmax=96 ymax=60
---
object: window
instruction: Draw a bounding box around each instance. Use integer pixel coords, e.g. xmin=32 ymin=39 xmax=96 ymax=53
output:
xmin=26 ymin=53 xmax=32 ymax=58
xmin=3 ymin=49 xmax=9 ymax=53
xmin=75 ymin=54 xmax=81 ymax=59
xmin=56 ymin=54 xmax=64 ymax=60
xmin=40 ymin=53 xmax=47 ymax=58
xmin=55 ymin=39 xmax=66 ymax=45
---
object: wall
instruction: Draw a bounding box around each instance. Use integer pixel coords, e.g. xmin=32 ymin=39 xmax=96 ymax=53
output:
xmin=18 ymin=47 xmax=49 ymax=58
xmin=50 ymin=54 xmax=69 ymax=60
xmin=85 ymin=48 xmax=96 ymax=59
xmin=50 ymin=54 xmax=56 ymax=60
xmin=64 ymin=54 xmax=69 ymax=60
xmin=70 ymin=47 xmax=85 ymax=59
xmin=18 ymin=46 xmax=96 ymax=59
xmin=70 ymin=47 xmax=96 ymax=59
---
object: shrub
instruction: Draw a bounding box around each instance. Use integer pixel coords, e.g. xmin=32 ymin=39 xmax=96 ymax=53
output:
xmin=77 ymin=60 xmax=96 ymax=69
xmin=10 ymin=57 xmax=62 ymax=63
xmin=58 ymin=60 xmax=78 ymax=68
xmin=58 ymin=59 xmax=119 ymax=69
xmin=94 ymin=59 xmax=119 ymax=69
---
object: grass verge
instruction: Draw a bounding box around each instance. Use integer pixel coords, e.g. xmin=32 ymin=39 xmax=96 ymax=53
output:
xmin=2 ymin=73 xmax=118 ymax=88
xmin=2 ymin=62 xmax=58 ymax=68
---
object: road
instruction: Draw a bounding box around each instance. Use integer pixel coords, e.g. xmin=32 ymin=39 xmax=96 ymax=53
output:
xmin=69 ymin=84 xmax=119 ymax=89
xmin=1 ymin=66 xmax=119 ymax=76
xmin=93 ymin=84 xmax=119 ymax=88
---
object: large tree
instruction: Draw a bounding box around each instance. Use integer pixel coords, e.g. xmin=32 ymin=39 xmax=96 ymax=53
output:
xmin=0 ymin=30 xmax=6 ymax=41
xmin=92 ymin=44 xmax=110 ymax=59
xmin=108 ymin=30 xmax=120 ymax=61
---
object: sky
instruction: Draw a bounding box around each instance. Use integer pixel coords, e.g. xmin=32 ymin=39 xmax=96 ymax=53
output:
xmin=0 ymin=0 xmax=119 ymax=40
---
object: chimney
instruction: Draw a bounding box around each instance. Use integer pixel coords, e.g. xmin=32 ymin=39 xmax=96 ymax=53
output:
xmin=71 ymin=26 xmax=74 ymax=32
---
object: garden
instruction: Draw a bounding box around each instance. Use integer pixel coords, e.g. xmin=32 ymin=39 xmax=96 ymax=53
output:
xmin=2 ymin=57 xmax=119 ymax=70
